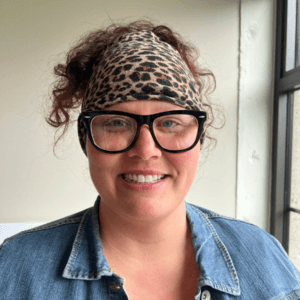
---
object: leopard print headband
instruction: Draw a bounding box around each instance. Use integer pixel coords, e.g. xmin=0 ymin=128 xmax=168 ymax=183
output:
xmin=78 ymin=30 xmax=203 ymax=155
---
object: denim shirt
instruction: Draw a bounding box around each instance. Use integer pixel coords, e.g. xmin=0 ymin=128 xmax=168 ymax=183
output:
xmin=1 ymin=196 xmax=300 ymax=300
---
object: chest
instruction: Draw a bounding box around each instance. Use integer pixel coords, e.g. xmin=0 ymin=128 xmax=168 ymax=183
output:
xmin=111 ymin=259 xmax=200 ymax=300
xmin=124 ymin=272 xmax=199 ymax=300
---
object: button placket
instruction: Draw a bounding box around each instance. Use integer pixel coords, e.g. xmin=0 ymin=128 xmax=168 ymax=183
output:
xmin=109 ymin=284 xmax=122 ymax=291
xmin=201 ymin=290 xmax=211 ymax=300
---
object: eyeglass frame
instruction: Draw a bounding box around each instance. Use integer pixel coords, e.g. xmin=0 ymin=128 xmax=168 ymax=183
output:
xmin=80 ymin=109 xmax=207 ymax=154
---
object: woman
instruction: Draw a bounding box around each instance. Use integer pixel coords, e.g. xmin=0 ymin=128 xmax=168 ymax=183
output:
xmin=0 ymin=20 xmax=300 ymax=300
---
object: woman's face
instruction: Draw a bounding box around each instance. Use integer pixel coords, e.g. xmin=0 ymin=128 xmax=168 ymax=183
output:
xmin=86 ymin=100 xmax=201 ymax=222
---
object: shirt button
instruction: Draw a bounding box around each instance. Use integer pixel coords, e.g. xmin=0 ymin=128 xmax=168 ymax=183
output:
xmin=109 ymin=284 xmax=122 ymax=290
xmin=201 ymin=290 xmax=211 ymax=300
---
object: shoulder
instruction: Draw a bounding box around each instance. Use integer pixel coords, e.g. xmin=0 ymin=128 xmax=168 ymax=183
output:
xmin=187 ymin=202 xmax=271 ymax=241
xmin=0 ymin=202 xmax=102 ymax=299
xmin=0 ymin=207 xmax=89 ymax=253
xmin=0 ymin=207 xmax=91 ymax=281
xmin=187 ymin=202 xmax=280 ymax=249
xmin=187 ymin=202 xmax=300 ymax=297
xmin=186 ymin=202 xmax=293 ymax=264
xmin=0 ymin=207 xmax=93 ymax=299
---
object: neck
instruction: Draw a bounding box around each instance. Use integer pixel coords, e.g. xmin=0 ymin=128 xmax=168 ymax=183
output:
xmin=99 ymin=199 xmax=190 ymax=262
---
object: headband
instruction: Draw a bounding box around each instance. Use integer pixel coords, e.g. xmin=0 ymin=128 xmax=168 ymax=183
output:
xmin=78 ymin=30 xmax=203 ymax=155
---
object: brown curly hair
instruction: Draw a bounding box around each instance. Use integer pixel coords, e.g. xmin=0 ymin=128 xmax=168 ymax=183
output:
xmin=45 ymin=19 xmax=224 ymax=156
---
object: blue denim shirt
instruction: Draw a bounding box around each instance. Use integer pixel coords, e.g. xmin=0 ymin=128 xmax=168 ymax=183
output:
xmin=1 ymin=196 xmax=300 ymax=299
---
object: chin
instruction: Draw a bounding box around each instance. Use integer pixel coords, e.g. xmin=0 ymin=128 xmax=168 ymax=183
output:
xmin=117 ymin=193 xmax=183 ymax=222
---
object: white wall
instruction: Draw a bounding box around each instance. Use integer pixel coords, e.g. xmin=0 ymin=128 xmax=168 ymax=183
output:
xmin=237 ymin=0 xmax=275 ymax=232
xmin=0 ymin=0 xmax=275 ymax=241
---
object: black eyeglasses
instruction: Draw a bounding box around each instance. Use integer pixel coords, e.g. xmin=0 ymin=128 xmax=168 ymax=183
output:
xmin=80 ymin=110 xmax=207 ymax=153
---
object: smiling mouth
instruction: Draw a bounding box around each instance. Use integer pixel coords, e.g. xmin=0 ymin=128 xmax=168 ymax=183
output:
xmin=121 ymin=174 xmax=168 ymax=184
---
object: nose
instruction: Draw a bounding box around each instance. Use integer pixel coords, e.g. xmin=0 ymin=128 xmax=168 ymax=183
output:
xmin=126 ymin=124 xmax=162 ymax=160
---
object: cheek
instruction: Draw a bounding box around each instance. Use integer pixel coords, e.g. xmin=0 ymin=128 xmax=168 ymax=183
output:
xmin=89 ymin=155 xmax=120 ymax=183
xmin=87 ymin=141 xmax=119 ymax=178
xmin=166 ymin=145 xmax=200 ymax=174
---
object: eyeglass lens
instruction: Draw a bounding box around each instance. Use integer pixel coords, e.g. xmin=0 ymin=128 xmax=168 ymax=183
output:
xmin=90 ymin=114 xmax=199 ymax=151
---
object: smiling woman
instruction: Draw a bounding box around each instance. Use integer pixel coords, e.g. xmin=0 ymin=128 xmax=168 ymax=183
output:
xmin=87 ymin=100 xmax=202 ymax=224
xmin=0 ymin=20 xmax=300 ymax=300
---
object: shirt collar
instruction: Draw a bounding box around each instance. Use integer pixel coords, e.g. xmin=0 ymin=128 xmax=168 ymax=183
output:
xmin=62 ymin=196 xmax=114 ymax=280
xmin=62 ymin=197 xmax=240 ymax=296
xmin=186 ymin=203 xmax=241 ymax=296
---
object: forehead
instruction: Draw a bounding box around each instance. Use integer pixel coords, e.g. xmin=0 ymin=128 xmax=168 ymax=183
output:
xmin=102 ymin=100 xmax=185 ymax=114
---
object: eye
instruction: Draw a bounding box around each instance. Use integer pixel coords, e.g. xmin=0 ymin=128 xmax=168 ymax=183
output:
xmin=157 ymin=117 xmax=183 ymax=128
xmin=102 ymin=118 xmax=131 ymax=128
xmin=109 ymin=119 xmax=125 ymax=127
xmin=161 ymin=120 xmax=178 ymax=128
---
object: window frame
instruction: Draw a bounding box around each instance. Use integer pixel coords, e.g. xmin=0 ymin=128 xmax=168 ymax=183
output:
xmin=271 ymin=0 xmax=300 ymax=252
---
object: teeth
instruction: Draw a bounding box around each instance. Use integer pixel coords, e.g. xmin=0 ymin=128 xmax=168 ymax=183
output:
xmin=145 ymin=175 xmax=153 ymax=183
xmin=123 ymin=174 xmax=166 ymax=184
xmin=138 ymin=175 xmax=145 ymax=183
